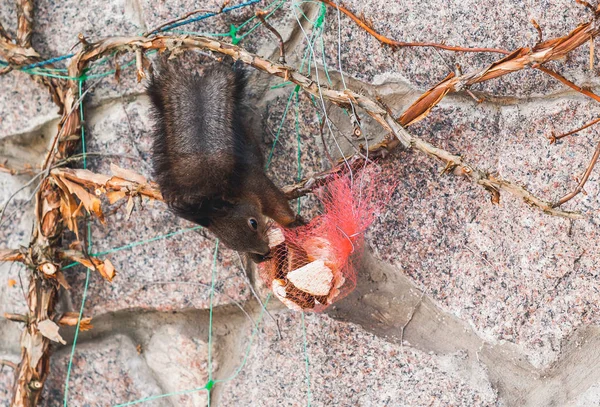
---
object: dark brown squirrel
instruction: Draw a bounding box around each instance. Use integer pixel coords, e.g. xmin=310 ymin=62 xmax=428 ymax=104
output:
xmin=147 ymin=59 xmax=302 ymax=261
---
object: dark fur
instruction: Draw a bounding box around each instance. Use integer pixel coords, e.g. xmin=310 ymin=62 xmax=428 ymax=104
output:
xmin=147 ymin=61 xmax=298 ymax=257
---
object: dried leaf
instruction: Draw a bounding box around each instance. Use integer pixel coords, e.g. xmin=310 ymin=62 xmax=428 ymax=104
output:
xmin=60 ymin=176 xmax=105 ymax=222
xmin=125 ymin=196 xmax=135 ymax=220
xmin=64 ymin=251 xmax=116 ymax=282
xmin=55 ymin=271 xmax=71 ymax=290
xmin=37 ymin=319 xmax=66 ymax=345
xmin=110 ymin=163 xmax=147 ymax=185
xmin=57 ymin=168 xmax=111 ymax=185
xmin=102 ymin=259 xmax=116 ymax=281
xmin=22 ymin=331 xmax=44 ymax=367
xmin=107 ymin=189 xmax=127 ymax=204
xmin=58 ymin=312 xmax=93 ymax=331
xmin=399 ymin=72 xmax=454 ymax=126
xmin=41 ymin=208 xmax=59 ymax=237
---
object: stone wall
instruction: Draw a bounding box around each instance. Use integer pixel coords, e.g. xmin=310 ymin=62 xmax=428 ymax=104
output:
xmin=1 ymin=0 xmax=600 ymax=405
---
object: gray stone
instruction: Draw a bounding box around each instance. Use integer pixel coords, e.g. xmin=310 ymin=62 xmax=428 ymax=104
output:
xmin=0 ymin=0 xmax=17 ymax=40
xmin=0 ymin=71 xmax=60 ymax=138
xmin=42 ymin=334 xmax=165 ymax=406
xmin=31 ymin=0 xmax=145 ymax=58
xmin=145 ymin=323 xmax=212 ymax=406
xmin=214 ymin=311 xmax=497 ymax=406
xmin=2 ymin=0 xmax=600 ymax=405
xmin=0 ymin=353 xmax=19 ymax=406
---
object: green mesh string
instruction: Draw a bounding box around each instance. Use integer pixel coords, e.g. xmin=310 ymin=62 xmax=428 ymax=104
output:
xmin=63 ymin=78 xmax=91 ymax=407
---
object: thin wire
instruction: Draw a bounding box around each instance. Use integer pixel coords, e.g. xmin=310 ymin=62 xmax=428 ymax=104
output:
xmin=112 ymin=387 xmax=209 ymax=407
xmin=60 ymin=226 xmax=204 ymax=270
xmin=291 ymin=2 xmax=354 ymax=185
xmin=63 ymin=79 xmax=89 ymax=407
xmin=266 ymin=90 xmax=297 ymax=168
xmin=213 ymin=295 xmax=271 ymax=383
xmin=151 ymin=0 xmax=261 ymax=34
xmin=301 ymin=312 xmax=312 ymax=406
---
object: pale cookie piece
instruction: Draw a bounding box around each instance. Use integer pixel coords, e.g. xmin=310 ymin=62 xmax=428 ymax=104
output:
xmin=287 ymin=260 xmax=334 ymax=296
xmin=304 ymin=237 xmax=333 ymax=261
xmin=267 ymin=227 xmax=285 ymax=248
xmin=272 ymin=279 xmax=303 ymax=311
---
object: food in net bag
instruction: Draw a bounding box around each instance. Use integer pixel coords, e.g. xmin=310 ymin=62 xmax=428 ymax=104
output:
xmin=259 ymin=167 xmax=389 ymax=311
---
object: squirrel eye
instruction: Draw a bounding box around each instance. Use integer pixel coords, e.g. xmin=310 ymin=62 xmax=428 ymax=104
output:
xmin=248 ymin=218 xmax=259 ymax=231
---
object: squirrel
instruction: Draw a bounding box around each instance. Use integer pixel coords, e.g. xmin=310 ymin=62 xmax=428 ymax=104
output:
xmin=147 ymin=59 xmax=302 ymax=261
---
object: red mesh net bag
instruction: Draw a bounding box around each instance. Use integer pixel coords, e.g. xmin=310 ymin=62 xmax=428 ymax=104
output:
xmin=259 ymin=166 xmax=390 ymax=312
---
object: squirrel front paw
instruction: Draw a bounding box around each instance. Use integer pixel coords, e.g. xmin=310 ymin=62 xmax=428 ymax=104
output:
xmin=286 ymin=214 xmax=307 ymax=228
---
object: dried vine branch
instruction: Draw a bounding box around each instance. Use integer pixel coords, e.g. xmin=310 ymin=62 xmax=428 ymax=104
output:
xmin=553 ymin=139 xmax=600 ymax=207
xmin=317 ymin=0 xmax=510 ymax=55
xmin=0 ymin=1 xmax=66 ymax=110
xmin=318 ymin=0 xmax=600 ymax=125
xmin=16 ymin=0 xmax=34 ymax=48
xmin=549 ymin=116 xmax=600 ymax=143
xmin=399 ymin=16 xmax=600 ymax=126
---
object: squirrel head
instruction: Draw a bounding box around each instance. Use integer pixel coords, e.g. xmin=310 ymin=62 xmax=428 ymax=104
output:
xmin=197 ymin=199 xmax=271 ymax=259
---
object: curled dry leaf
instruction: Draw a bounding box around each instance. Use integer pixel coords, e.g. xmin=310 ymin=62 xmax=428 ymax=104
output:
xmin=55 ymin=271 xmax=71 ymax=290
xmin=22 ymin=331 xmax=44 ymax=367
xmin=64 ymin=251 xmax=117 ymax=282
xmin=59 ymin=176 xmax=105 ymax=223
xmin=0 ymin=249 xmax=25 ymax=262
xmin=110 ymin=163 xmax=148 ymax=185
xmin=58 ymin=312 xmax=93 ymax=331
xmin=56 ymin=168 xmax=111 ymax=185
xmin=125 ymin=196 xmax=135 ymax=220
xmin=107 ymin=189 xmax=127 ymax=204
xmin=37 ymin=320 xmax=66 ymax=345
xmin=40 ymin=187 xmax=61 ymax=237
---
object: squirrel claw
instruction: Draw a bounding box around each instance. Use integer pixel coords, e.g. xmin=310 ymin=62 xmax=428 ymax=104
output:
xmin=287 ymin=214 xmax=307 ymax=228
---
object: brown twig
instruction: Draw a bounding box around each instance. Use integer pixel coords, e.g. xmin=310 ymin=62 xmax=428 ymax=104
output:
xmin=531 ymin=18 xmax=543 ymax=44
xmin=536 ymin=65 xmax=600 ymax=103
xmin=548 ymin=116 xmax=600 ymax=143
xmin=16 ymin=0 xmax=34 ymax=48
xmin=399 ymin=18 xmax=600 ymax=126
xmin=3 ymin=313 xmax=28 ymax=323
xmin=317 ymin=0 xmax=510 ymax=55
xmin=1 ymin=359 xmax=18 ymax=370
xmin=317 ymin=0 xmax=600 ymax=125
xmin=553 ymin=139 xmax=600 ymax=207
xmin=0 ymin=162 xmax=36 ymax=176
xmin=256 ymin=10 xmax=286 ymax=63
xmin=0 ymin=21 xmax=12 ymax=41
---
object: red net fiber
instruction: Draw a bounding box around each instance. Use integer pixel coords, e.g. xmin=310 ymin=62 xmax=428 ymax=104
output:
xmin=259 ymin=167 xmax=389 ymax=312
